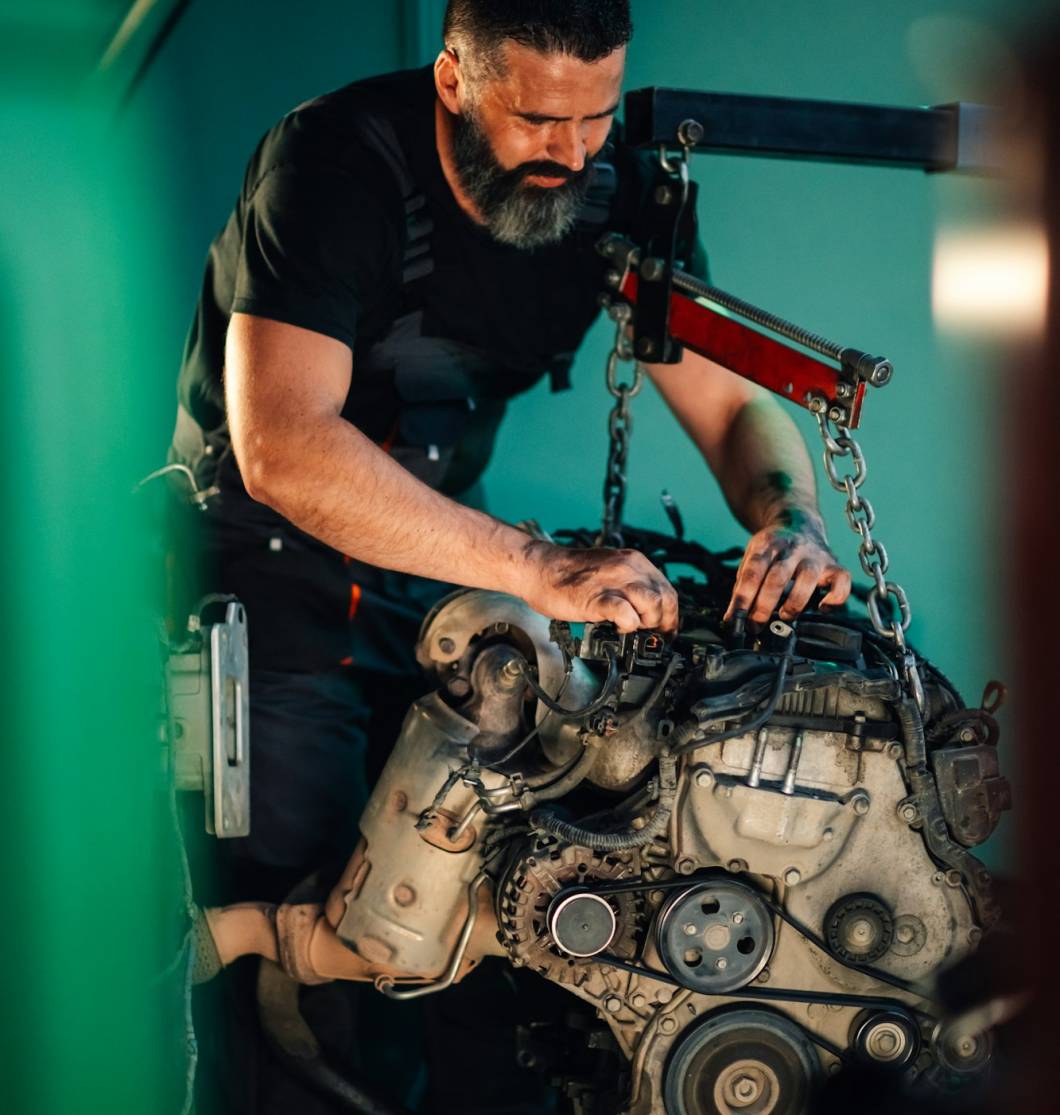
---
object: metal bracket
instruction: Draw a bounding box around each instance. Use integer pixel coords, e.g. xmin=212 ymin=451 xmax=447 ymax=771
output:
xmin=629 ymin=160 xmax=697 ymax=364
xmin=600 ymin=235 xmax=888 ymax=429
xmin=166 ymin=598 xmax=250 ymax=837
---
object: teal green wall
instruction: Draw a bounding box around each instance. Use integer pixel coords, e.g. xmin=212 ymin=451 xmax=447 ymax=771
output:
xmin=121 ymin=0 xmax=407 ymax=416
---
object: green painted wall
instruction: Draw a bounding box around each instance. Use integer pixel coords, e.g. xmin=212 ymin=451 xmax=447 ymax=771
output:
xmin=122 ymin=0 xmax=408 ymax=425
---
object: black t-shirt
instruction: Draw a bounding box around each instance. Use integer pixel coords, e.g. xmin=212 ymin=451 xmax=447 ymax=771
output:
xmin=173 ymin=66 xmax=708 ymax=672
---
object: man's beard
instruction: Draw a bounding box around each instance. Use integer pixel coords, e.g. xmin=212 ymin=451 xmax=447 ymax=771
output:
xmin=450 ymin=108 xmax=595 ymax=250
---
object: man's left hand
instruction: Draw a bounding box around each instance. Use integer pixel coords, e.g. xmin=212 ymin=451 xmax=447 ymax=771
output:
xmin=723 ymin=516 xmax=851 ymax=625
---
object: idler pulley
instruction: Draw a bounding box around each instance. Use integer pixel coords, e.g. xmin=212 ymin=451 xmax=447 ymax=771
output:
xmin=823 ymin=892 xmax=894 ymax=965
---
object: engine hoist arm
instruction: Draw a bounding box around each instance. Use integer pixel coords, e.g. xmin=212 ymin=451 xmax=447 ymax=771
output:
xmin=597 ymin=233 xmax=891 ymax=430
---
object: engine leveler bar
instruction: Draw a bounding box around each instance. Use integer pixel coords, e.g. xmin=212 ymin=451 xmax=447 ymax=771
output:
xmin=597 ymin=234 xmax=892 ymax=429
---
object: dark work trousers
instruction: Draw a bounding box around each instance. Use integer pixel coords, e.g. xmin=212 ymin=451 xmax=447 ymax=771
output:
xmin=188 ymin=666 xmax=432 ymax=1115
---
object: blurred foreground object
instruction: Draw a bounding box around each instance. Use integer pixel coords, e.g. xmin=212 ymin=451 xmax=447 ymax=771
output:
xmin=1010 ymin=14 xmax=1060 ymax=1115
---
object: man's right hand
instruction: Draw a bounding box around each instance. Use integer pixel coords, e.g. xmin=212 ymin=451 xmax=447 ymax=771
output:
xmin=518 ymin=542 xmax=678 ymax=635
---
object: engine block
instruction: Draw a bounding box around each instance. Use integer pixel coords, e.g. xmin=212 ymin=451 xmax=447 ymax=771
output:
xmin=331 ymin=534 xmax=1010 ymax=1115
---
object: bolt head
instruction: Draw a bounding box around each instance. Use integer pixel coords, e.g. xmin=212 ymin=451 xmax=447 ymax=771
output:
xmin=683 ymin=922 xmax=699 ymax=936
xmin=653 ymin=185 xmax=674 ymax=206
xmin=727 ymin=859 xmax=748 ymax=873
xmin=733 ymin=1076 xmax=757 ymax=1101
xmin=828 ymin=406 xmax=844 ymax=422
xmin=677 ymin=857 xmax=696 ymax=875
xmin=869 ymin=361 xmax=894 ymax=387
xmin=852 ymin=793 xmax=871 ymax=816
xmin=695 ymin=769 xmax=714 ymax=788
xmin=715 ymin=957 xmax=728 ymax=970
xmin=438 ymin=636 xmax=456 ymax=654
xmin=640 ymin=257 xmax=665 ymax=282
xmin=886 ymin=742 xmax=904 ymax=760
xmin=899 ymin=803 xmax=918 ymax=823
xmin=604 ymin=995 xmax=622 ymax=1013
xmin=732 ymin=912 xmax=744 ymax=926
xmin=677 ymin=118 xmax=705 ymax=145
xmin=659 ymin=1016 xmax=677 ymax=1034
xmin=784 ymin=868 xmax=802 ymax=886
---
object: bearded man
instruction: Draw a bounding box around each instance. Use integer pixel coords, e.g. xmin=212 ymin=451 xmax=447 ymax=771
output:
xmin=170 ymin=5 xmax=849 ymax=1101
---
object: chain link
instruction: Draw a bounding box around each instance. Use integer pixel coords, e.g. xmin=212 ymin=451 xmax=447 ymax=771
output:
xmin=596 ymin=141 xmax=693 ymax=546
xmin=598 ymin=304 xmax=642 ymax=546
xmin=812 ymin=405 xmax=925 ymax=711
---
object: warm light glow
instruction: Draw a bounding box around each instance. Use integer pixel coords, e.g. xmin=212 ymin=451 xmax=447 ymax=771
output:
xmin=933 ymin=224 xmax=1050 ymax=338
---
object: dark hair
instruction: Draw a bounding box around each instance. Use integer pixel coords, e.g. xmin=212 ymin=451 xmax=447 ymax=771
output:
xmin=443 ymin=0 xmax=632 ymax=77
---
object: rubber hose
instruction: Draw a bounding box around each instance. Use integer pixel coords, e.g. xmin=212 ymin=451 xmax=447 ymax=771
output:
xmin=530 ymin=753 xmax=677 ymax=850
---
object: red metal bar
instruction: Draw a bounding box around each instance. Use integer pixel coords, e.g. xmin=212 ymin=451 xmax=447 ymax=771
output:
xmin=619 ymin=271 xmax=865 ymax=428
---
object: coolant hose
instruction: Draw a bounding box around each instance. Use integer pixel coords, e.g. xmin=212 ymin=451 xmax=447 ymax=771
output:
xmin=529 ymin=752 xmax=677 ymax=849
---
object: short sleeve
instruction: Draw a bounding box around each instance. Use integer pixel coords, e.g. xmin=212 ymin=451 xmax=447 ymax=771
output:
xmin=231 ymin=164 xmax=401 ymax=350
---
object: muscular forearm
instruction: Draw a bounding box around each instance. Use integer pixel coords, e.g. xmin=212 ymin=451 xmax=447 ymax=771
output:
xmin=648 ymin=351 xmax=824 ymax=536
xmin=713 ymin=394 xmax=825 ymax=539
xmin=247 ymin=412 xmax=535 ymax=593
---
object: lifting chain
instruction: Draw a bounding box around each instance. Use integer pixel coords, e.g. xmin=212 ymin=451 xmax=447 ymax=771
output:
xmin=810 ymin=400 xmax=926 ymax=711
xmin=594 ymin=128 xmax=923 ymax=711
xmin=597 ymin=136 xmax=695 ymax=547
xmin=597 ymin=302 xmax=643 ymax=547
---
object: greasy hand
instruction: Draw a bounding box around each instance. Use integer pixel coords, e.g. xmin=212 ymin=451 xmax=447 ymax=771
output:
xmin=724 ymin=516 xmax=851 ymax=624
xmin=521 ymin=542 xmax=677 ymax=634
